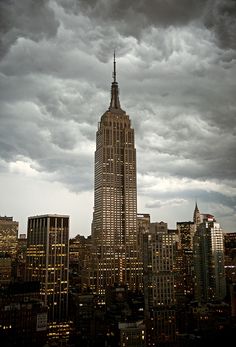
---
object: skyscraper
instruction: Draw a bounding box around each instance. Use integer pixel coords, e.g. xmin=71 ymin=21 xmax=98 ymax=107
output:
xmin=91 ymin=54 xmax=142 ymax=294
xmin=193 ymin=213 xmax=226 ymax=302
xmin=143 ymin=221 xmax=176 ymax=345
xmin=176 ymin=218 xmax=196 ymax=304
xmin=26 ymin=214 xmax=70 ymax=342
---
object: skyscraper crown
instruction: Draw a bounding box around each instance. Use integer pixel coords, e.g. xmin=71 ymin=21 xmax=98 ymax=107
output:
xmin=109 ymin=52 xmax=121 ymax=111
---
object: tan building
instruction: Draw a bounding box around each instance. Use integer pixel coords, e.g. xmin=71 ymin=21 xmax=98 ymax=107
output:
xmin=0 ymin=216 xmax=18 ymax=258
xmin=91 ymin=55 xmax=142 ymax=294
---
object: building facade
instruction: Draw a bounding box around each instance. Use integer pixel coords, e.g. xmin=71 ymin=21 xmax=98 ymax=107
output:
xmin=91 ymin=55 xmax=142 ymax=294
xmin=69 ymin=234 xmax=92 ymax=293
xmin=0 ymin=281 xmax=47 ymax=347
xmin=193 ymin=213 xmax=226 ymax=302
xmin=0 ymin=216 xmax=18 ymax=258
xmin=176 ymin=220 xmax=196 ymax=304
xmin=224 ymin=232 xmax=236 ymax=284
xmin=143 ymin=221 xmax=176 ymax=346
xmin=26 ymin=214 xmax=70 ymax=342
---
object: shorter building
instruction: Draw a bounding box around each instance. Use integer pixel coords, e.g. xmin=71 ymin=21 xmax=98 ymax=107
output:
xmin=0 ymin=216 xmax=18 ymax=258
xmin=0 ymin=281 xmax=47 ymax=347
xmin=224 ymin=232 xmax=236 ymax=284
xmin=0 ymin=255 xmax=12 ymax=285
xmin=69 ymin=292 xmax=98 ymax=346
xmin=230 ymin=283 xmax=236 ymax=317
xmin=119 ymin=320 xmax=145 ymax=347
xmin=69 ymin=234 xmax=92 ymax=293
xmin=15 ymin=234 xmax=28 ymax=282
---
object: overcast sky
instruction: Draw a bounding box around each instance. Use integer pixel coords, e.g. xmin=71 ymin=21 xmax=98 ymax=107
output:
xmin=0 ymin=0 xmax=235 ymax=237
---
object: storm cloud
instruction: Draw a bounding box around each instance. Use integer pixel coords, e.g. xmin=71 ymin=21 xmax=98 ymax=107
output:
xmin=0 ymin=0 xmax=59 ymax=57
xmin=0 ymin=0 xmax=235 ymax=235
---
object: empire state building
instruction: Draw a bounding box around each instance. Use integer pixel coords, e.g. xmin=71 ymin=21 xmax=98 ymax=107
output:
xmin=91 ymin=55 xmax=142 ymax=294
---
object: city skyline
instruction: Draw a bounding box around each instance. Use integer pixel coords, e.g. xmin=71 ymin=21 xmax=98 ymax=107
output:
xmin=0 ymin=0 xmax=236 ymax=237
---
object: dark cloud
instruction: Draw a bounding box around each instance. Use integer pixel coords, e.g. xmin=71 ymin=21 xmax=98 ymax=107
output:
xmin=0 ymin=0 xmax=59 ymax=57
xmin=0 ymin=0 xmax=235 ymax=234
xmin=78 ymin=0 xmax=207 ymax=26
xmin=204 ymin=0 xmax=236 ymax=49
xmin=59 ymin=0 xmax=236 ymax=51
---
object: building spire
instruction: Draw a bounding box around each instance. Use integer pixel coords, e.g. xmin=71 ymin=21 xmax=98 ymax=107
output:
xmin=113 ymin=50 xmax=116 ymax=83
xmin=109 ymin=51 xmax=121 ymax=110
xmin=193 ymin=201 xmax=201 ymax=226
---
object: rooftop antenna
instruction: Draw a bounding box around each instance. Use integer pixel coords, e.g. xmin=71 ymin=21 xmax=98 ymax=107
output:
xmin=113 ymin=50 xmax=116 ymax=83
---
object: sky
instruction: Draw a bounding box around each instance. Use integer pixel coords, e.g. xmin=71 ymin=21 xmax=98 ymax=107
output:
xmin=0 ymin=0 xmax=235 ymax=238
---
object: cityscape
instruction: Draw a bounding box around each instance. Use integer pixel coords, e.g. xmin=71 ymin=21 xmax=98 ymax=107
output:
xmin=1 ymin=54 xmax=236 ymax=346
xmin=0 ymin=1 xmax=236 ymax=347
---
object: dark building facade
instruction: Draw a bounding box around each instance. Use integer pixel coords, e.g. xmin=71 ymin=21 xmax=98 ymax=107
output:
xmin=0 ymin=281 xmax=47 ymax=347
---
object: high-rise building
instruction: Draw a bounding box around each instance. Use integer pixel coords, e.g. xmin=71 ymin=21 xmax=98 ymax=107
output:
xmin=224 ymin=232 xmax=236 ymax=284
xmin=0 ymin=216 xmax=18 ymax=258
xmin=26 ymin=214 xmax=70 ymax=343
xmin=143 ymin=221 xmax=176 ymax=346
xmin=137 ymin=213 xmax=151 ymax=293
xmin=91 ymin=54 xmax=142 ymax=294
xmin=193 ymin=213 xmax=226 ymax=302
xmin=176 ymin=220 xmax=196 ymax=304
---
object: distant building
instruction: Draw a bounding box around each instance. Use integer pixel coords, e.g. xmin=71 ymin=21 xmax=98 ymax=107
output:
xmin=0 ymin=216 xmax=18 ymax=258
xmin=193 ymin=202 xmax=201 ymax=226
xmin=26 ymin=214 xmax=70 ymax=344
xmin=223 ymin=232 xmax=236 ymax=316
xmin=137 ymin=214 xmax=151 ymax=234
xmin=224 ymin=232 xmax=236 ymax=284
xmin=143 ymin=221 xmax=176 ymax=346
xmin=176 ymin=219 xmax=196 ymax=304
xmin=137 ymin=213 xmax=151 ymax=291
xmin=193 ymin=213 xmax=226 ymax=302
xmin=16 ymin=234 xmax=27 ymax=282
xmin=69 ymin=234 xmax=92 ymax=293
xmin=0 ymin=255 xmax=12 ymax=286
